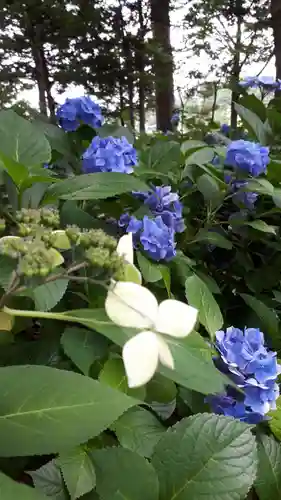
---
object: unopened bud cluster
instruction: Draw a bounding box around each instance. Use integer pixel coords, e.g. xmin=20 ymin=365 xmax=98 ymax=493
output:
xmin=0 ymin=209 xmax=125 ymax=279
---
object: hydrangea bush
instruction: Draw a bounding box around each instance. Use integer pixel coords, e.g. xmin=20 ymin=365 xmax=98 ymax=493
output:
xmin=0 ymin=92 xmax=281 ymax=499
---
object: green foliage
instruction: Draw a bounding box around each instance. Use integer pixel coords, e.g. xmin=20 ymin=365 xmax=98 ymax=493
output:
xmin=152 ymin=414 xmax=257 ymax=500
xmin=255 ymin=435 xmax=281 ymax=500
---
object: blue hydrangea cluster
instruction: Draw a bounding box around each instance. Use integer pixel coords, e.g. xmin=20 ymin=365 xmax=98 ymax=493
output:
xmin=171 ymin=111 xmax=180 ymax=127
xmin=208 ymin=327 xmax=281 ymax=424
xmin=240 ymin=76 xmax=281 ymax=92
xmin=119 ymin=214 xmax=176 ymax=261
xmin=82 ymin=136 xmax=138 ymax=174
xmin=118 ymin=185 xmax=183 ymax=261
xmin=224 ymin=175 xmax=258 ymax=210
xmin=220 ymin=123 xmax=231 ymax=136
xmin=133 ymin=185 xmax=185 ymax=233
xmin=56 ymin=96 xmax=103 ymax=132
xmin=225 ymin=140 xmax=270 ymax=177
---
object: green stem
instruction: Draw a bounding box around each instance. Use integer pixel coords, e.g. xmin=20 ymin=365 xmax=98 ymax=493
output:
xmin=3 ymin=305 xmax=79 ymax=323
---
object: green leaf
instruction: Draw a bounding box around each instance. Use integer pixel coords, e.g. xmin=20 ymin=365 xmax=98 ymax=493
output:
xmin=45 ymin=173 xmax=148 ymax=201
xmin=196 ymin=173 xmax=222 ymax=206
xmin=152 ymin=414 xmax=257 ymax=500
xmin=0 ymin=472 xmax=48 ymax=499
xmin=235 ymin=102 xmax=268 ymax=144
xmin=240 ymin=293 xmax=279 ymax=342
xmin=98 ymin=124 xmax=134 ymax=144
xmin=0 ymin=365 xmax=137 ymax=456
xmin=58 ymin=448 xmax=96 ymax=500
xmin=0 ymin=153 xmax=28 ymax=185
xmin=255 ymin=435 xmax=281 ymax=500
xmin=195 ymin=229 xmax=232 ymax=249
xmin=148 ymin=140 xmax=182 ymax=173
xmin=99 ymin=358 xmax=145 ymax=400
xmin=185 ymin=274 xmax=223 ymax=338
xmin=185 ymin=147 xmax=214 ymax=166
xmin=0 ymin=110 xmax=51 ymax=167
xmin=273 ymin=188 xmax=281 ymax=208
xmin=136 ymin=252 xmax=162 ymax=282
xmin=146 ymin=373 xmax=177 ymax=404
xmin=28 ymin=460 xmax=66 ymax=500
xmin=112 ymin=407 xmax=165 ymax=458
xmin=61 ymin=201 xmax=97 ymax=229
xmin=246 ymin=178 xmax=274 ymax=196
xmin=61 ymin=327 xmax=108 ymax=375
xmin=92 ymin=447 xmax=159 ymax=500
xmin=239 ymin=94 xmax=267 ymax=121
xmin=269 ymin=397 xmax=281 ymax=441
xmin=53 ymin=309 xmax=227 ymax=395
xmin=31 ymin=279 xmax=69 ymax=311
xmin=246 ymin=220 xmax=276 ymax=234
xmin=181 ymin=140 xmax=206 ymax=155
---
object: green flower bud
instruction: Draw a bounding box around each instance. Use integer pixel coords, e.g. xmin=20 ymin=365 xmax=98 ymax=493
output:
xmin=65 ymin=225 xmax=81 ymax=244
xmin=85 ymin=247 xmax=110 ymax=267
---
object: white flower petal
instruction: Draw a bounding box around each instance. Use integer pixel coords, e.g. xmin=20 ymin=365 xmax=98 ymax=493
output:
xmin=105 ymin=281 xmax=158 ymax=329
xmin=155 ymin=299 xmax=198 ymax=338
xmin=122 ymin=331 xmax=159 ymax=387
xmin=117 ymin=233 xmax=134 ymax=264
xmin=157 ymin=335 xmax=174 ymax=370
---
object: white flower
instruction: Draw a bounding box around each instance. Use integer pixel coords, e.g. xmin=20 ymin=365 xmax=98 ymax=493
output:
xmin=105 ymin=281 xmax=198 ymax=388
xmin=116 ymin=233 xmax=142 ymax=284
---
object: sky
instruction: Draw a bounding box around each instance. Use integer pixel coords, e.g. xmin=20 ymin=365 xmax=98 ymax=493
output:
xmin=18 ymin=6 xmax=276 ymax=115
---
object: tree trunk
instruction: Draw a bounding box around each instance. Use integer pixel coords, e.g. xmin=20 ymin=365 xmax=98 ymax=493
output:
xmin=271 ymin=0 xmax=281 ymax=95
xmin=211 ymin=83 xmax=218 ymax=123
xmin=230 ymin=1 xmax=242 ymax=130
xmin=136 ymin=0 xmax=146 ymax=132
xmin=150 ymin=0 xmax=174 ymax=132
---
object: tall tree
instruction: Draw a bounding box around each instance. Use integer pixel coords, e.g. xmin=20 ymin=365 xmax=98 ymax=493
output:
xmin=271 ymin=0 xmax=281 ymax=85
xmin=150 ymin=0 xmax=174 ymax=131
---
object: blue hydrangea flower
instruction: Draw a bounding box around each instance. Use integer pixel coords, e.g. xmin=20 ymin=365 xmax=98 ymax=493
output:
xmin=225 ymin=140 xmax=270 ymax=177
xmin=140 ymin=216 xmax=176 ymax=261
xmin=220 ymin=124 xmax=230 ymax=135
xmin=231 ymin=180 xmax=258 ymax=210
xmin=171 ymin=111 xmax=180 ymax=126
xmin=133 ymin=185 xmax=185 ymax=233
xmin=208 ymin=327 xmax=281 ymax=423
xmin=56 ymin=96 xmax=103 ymax=131
xmin=82 ymin=136 xmax=138 ymax=174
xmin=239 ymin=76 xmax=259 ymax=88
xmin=118 ymin=214 xmax=176 ymax=262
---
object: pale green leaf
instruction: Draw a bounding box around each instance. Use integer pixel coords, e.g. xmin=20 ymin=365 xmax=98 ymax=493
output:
xmin=185 ymin=274 xmax=223 ymax=338
xmin=99 ymin=358 xmax=145 ymax=400
xmin=152 ymin=413 xmax=257 ymax=500
xmin=58 ymin=447 xmax=96 ymax=499
xmin=92 ymin=447 xmax=159 ymax=500
xmin=255 ymin=435 xmax=281 ymax=500
xmin=0 ymin=110 xmax=51 ymax=167
xmin=0 ymin=365 xmax=137 ymax=456
xmin=112 ymin=407 xmax=165 ymax=458
xmin=61 ymin=327 xmax=108 ymax=375
xmin=247 ymin=220 xmax=276 ymax=234
xmin=0 ymin=472 xmax=48 ymax=499
xmin=136 ymin=252 xmax=162 ymax=282
xmin=235 ymin=103 xmax=268 ymax=144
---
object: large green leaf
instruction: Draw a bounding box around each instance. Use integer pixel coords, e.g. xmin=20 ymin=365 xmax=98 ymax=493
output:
xmin=269 ymin=397 xmax=281 ymax=441
xmin=0 ymin=472 xmax=48 ymax=499
xmin=152 ymin=414 xmax=257 ymax=500
xmin=0 ymin=110 xmax=51 ymax=167
xmin=58 ymin=447 xmax=96 ymax=500
xmin=195 ymin=229 xmax=232 ymax=249
xmin=234 ymin=103 xmax=268 ymax=144
xmin=0 ymin=365 xmax=137 ymax=456
xmin=112 ymin=407 xmax=165 ymax=458
xmin=196 ymin=173 xmax=222 ymax=206
xmin=147 ymin=140 xmax=182 ymax=173
xmin=45 ymin=173 xmax=148 ymax=201
xmin=60 ymin=309 xmax=227 ymax=394
xmin=61 ymin=327 xmax=108 ymax=375
xmin=185 ymin=147 xmax=214 ymax=167
xmin=0 ymin=255 xmax=17 ymax=290
xmin=28 ymin=460 xmax=66 ymax=500
xmin=185 ymin=274 xmax=223 ymax=338
xmin=254 ymin=435 xmax=281 ymax=500
xmin=92 ymin=447 xmax=159 ymax=500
